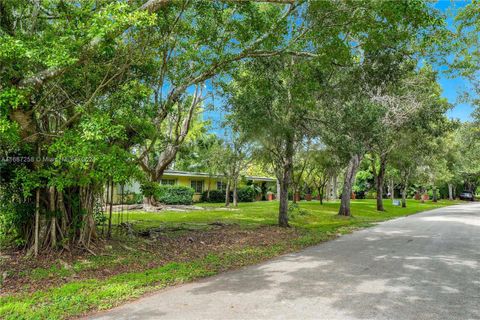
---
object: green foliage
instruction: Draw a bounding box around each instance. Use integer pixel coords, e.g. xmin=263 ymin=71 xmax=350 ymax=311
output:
xmin=0 ymin=87 xmax=27 ymax=112
xmin=140 ymin=182 xmax=158 ymax=199
xmin=3 ymin=0 xmax=282 ymax=249
xmin=450 ymin=123 xmax=480 ymax=193
xmin=201 ymin=190 xmax=226 ymax=203
xmin=155 ymin=185 xmax=194 ymax=205
xmin=303 ymin=146 xmax=340 ymax=195
xmin=0 ymin=189 xmax=33 ymax=247
xmin=201 ymin=185 xmax=261 ymax=203
xmin=364 ymin=191 xmax=377 ymax=200
xmin=353 ymin=168 xmax=373 ymax=193
xmin=0 ymin=118 xmax=20 ymax=152
xmin=0 ymin=165 xmax=36 ymax=246
xmin=141 ymin=183 xmax=195 ymax=205
xmin=451 ymin=1 xmax=480 ymax=119
xmin=237 ymin=186 xmax=258 ymax=202
xmin=0 ymin=0 xmax=468 ymax=252
xmin=174 ymin=130 xmax=222 ymax=173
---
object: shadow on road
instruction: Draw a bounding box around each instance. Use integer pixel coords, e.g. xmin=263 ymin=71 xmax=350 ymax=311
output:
xmin=187 ymin=205 xmax=480 ymax=319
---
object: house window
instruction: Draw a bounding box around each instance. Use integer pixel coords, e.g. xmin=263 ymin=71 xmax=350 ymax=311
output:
xmin=216 ymin=181 xmax=227 ymax=191
xmin=161 ymin=179 xmax=176 ymax=185
xmin=191 ymin=180 xmax=204 ymax=193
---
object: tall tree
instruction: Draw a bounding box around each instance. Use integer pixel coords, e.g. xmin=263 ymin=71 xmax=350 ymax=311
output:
xmin=453 ymin=123 xmax=480 ymax=194
xmin=225 ymin=57 xmax=317 ymax=227
xmin=368 ymin=66 xmax=451 ymax=211
xmin=0 ymin=0 xmax=305 ymax=252
xmin=304 ymin=147 xmax=340 ymax=205
xmin=452 ymin=0 xmax=480 ymax=120
xmin=312 ymin=1 xmax=445 ymax=216
xmin=291 ymin=143 xmax=311 ymax=204
xmin=389 ymin=115 xmax=452 ymax=207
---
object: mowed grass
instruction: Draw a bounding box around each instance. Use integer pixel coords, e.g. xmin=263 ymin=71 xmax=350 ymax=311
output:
xmin=0 ymin=199 xmax=459 ymax=320
xmin=120 ymin=199 xmax=457 ymax=231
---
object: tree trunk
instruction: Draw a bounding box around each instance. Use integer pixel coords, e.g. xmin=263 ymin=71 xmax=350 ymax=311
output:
xmin=401 ymin=186 xmax=407 ymax=208
xmin=225 ymin=180 xmax=231 ymax=207
xmin=57 ymin=190 xmax=68 ymax=241
xmin=332 ymin=175 xmax=337 ymax=200
xmin=143 ymin=195 xmax=153 ymax=206
xmin=376 ymin=158 xmax=386 ymax=211
xmin=318 ymin=187 xmax=323 ymax=205
xmin=338 ymin=154 xmax=362 ymax=217
xmin=276 ymin=179 xmax=281 ymax=201
xmin=78 ymin=185 xmax=98 ymax=247
xmin=390 ymin=180 xmax=394 ymax=201
xmin=292 ymin=185 xmax=297 ymax=204
xmin=107 ymin=180 xmax=114 ymax=239
xmin=448 ymin=183 xmax=453 ymax=201
xmin=34 ymin=188 xmax=40 ymax=256
xmin=325 ymin=178 xmax=331 ymax=201
xmin=142 ymin=182 xmax=154 ymax=207
xmin=278 ymin=177 xmax=290 ymax=227
xmin=232 ymin=179 xmax=238 ymax=207
xmin=278 ymin=136 xmax=294 ymax=227
xmin=142 ymin=173 xmax=157 ymax=208
xmin=49 ymin=186 xmax=57 ymax=248
xmin=432 ymin=187 xmax=438 ymax=202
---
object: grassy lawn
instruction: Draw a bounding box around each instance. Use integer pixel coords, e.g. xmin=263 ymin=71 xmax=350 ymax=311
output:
xmin=0 ymin=199 xmax=459 ymax=320
xmin=119 ymin=199 xmax=457 ymax=231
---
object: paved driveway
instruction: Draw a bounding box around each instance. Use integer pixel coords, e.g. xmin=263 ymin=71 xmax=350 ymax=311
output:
xmin=90 ymin=203 xmax=480 ymax=320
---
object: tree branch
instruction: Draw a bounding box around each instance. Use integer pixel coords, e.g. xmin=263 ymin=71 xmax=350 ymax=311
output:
xmin=18 ymin=0 xmax=297 ymax=89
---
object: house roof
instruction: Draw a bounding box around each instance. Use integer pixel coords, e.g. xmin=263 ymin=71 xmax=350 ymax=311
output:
xmin=163 ymin=170 xmax=276 ymax=182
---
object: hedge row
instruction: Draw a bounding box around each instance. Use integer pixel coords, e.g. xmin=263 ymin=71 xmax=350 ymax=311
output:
xmin=141 ymin=183 xmax=257 ymax=204
xmin=141 ymin=183 xmax=194 ymax=205
xmin=201 ymin=186 xmax=257 ymax=203
xmin=201 ymin=190 xmax=227 ymax=203
xmin=237 ymin=186 xmax=257 ymax=202
xmin=155 ymin=185 xmax=194 ymax=205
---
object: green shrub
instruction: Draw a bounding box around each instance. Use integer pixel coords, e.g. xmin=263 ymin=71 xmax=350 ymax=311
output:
xmin=354 ymin=191 xmax=366 ymax=199
xmin=201 ymin=190 xmax=226 ymax=203
xmin=0 ymin=184 xmax=34 ymax=247
xmin=140 ymin=182 xmax=158 ymax=199
xmin=200 ymin=185 xmax=261 ymax=203
xmin=202 ymin=186 xmax=259 ymax=203
xmin=237 ymin=186 xmax=256 ymax=202
xmin=365 ymin=191 xmax=376 ymax=199
xmin=155 ymin=185 xmax=194 ymax=205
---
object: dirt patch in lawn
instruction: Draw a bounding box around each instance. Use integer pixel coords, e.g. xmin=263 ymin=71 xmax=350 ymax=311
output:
xmin=0 ymin=225 xmax=299 ymax=296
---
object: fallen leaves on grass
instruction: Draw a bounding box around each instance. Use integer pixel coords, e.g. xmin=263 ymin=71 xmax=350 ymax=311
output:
xmin=1 ymin=225 xmax=299 ymax=296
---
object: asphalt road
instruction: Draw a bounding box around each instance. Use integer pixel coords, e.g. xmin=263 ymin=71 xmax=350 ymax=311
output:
xmin=90 ymin=203 xmax=480 ymax=320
